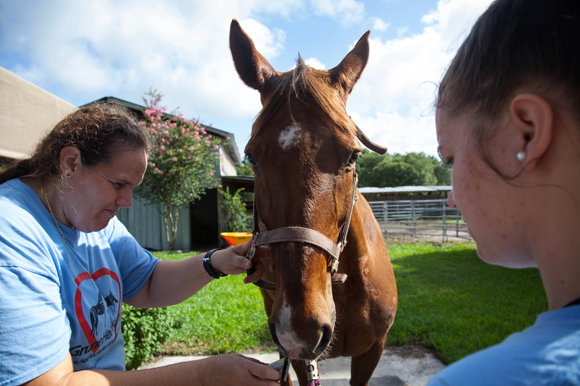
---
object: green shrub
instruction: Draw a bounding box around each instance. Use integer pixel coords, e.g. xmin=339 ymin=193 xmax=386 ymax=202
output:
xmin=122 ymin=304 xmax=182 ymax=370
xmin=219 ymin=187 xmax=251 ymax=232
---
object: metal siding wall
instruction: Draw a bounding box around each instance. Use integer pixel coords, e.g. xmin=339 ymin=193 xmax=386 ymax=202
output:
xmin=117 ymin=197 xmax=191 ymax=251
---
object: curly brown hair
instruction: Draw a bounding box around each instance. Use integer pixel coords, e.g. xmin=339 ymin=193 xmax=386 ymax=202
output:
xmin=0 ymin=102 xmax=151 ymax=185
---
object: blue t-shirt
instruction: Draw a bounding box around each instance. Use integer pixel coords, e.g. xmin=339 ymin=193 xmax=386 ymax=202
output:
xmin=0 ymin=178 xmax=159 ymax=386
xmin=428 ymin=305 xmax=580 ymax=385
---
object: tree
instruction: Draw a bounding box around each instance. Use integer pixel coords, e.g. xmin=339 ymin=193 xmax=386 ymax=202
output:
xmin=434 ymin=162 xmax=452 ymax=185
xmin=357 ymin=149 xmax=451 ymax=187
xmin=219 ymin=187 xmax=251 ymax=232
xmin=235 ymin=158 xmax=254 ymax=176
xmin=134 ymin=88 xmax=225 ymax=250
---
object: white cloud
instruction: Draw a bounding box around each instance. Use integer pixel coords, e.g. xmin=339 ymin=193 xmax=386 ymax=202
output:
xmin=0 ymin=0 xmax=294 ymax=121
xmin=347 ymin=0 xmax=494 ymax=156
xmin=236 ymin=19 xmax=286 ymax=60
xmin=303 ymin=57 xmax=326 ymax=70
xmin=396 ymin=26 xmax=409 ymax=38
xmin=309 ymin=0 xmax=365 ymax=25
xmin=350 ymin=110 xmax=438 ymax=155
xmin=372 ymin=18 xmax=390 ymax=32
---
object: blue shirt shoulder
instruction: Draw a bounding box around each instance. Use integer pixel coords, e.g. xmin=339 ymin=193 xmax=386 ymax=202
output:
xmin=428 ymin=305 xmax=580 ymax=386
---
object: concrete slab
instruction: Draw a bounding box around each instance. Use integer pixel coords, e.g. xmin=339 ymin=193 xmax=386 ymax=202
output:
xmin=323 ymin=377 xmax=404 ymax=386
xmin=140 ymin=346 xmax=445 ymax=386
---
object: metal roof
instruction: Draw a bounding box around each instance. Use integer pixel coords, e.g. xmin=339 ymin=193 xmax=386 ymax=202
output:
xmin=359 ymin=186 xmax=452 ymax=194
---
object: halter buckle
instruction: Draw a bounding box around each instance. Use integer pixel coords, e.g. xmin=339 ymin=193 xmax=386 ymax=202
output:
xmin=331 ymin=255 xmax=340 ymax=274
xmin=247 ymin=244 xmax=257 ymax=261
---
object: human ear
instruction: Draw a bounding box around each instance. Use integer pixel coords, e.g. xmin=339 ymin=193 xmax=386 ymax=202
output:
xmin=59 ymin=146 xmax=81 ymax=178
xmin=510 ymin=93 xmax=554 ymax=171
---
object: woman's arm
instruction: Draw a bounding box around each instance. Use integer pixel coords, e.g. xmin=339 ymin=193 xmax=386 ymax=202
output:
xmin=124 ymin=239 xmax=271 ymax=308
xmin=25 ymin=352 xmax=280 ymax=386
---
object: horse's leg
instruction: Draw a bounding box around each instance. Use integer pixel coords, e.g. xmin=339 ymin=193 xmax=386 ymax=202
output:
xmin=349 ymin=334 xmax=387 ymax=386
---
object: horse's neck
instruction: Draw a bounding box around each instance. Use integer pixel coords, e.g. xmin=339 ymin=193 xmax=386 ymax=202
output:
xmin=343 ymin=197 xmax=385 ymax=270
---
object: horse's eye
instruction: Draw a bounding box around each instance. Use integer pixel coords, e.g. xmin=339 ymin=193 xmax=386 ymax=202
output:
xmin=246 ymin=154 xmax=257 ymax=167
xmin=347 ymin=152 xmax=359 ymax=166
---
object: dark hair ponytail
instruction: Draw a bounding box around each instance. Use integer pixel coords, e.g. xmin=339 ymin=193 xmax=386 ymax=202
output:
xmin=437 ymin=0 xmax=580 ymax=123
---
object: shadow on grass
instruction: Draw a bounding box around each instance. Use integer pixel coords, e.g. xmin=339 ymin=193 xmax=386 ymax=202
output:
xmin=386 ymin=243 xmax=547 ymax=364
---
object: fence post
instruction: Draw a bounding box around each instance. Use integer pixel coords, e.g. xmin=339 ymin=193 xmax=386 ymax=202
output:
xmin=442 ymin=200 xmax=447 ymax=243
xmin=456 ymin=210 xmax=460 ymax=237
xmin=384 ymin=201 xmax=388 ymax=236
xmin=412 ymin=201 xmax=416 ymax=235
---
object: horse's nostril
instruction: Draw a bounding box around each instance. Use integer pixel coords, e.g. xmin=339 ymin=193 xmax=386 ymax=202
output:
xmin=317 ymin=324 xmax=333 ymax=354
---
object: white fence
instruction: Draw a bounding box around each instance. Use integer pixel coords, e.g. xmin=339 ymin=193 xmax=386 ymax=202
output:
xmin=368 ymin=199 xmax=471 ymax=242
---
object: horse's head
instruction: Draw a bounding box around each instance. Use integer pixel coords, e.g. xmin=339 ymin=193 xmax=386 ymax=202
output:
xmin=230 ymin=20 xmax=374 ymax=360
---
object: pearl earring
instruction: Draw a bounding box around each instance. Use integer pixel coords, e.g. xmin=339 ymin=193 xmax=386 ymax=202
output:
xmin=516 ymin=151 xmax=526 ymax=162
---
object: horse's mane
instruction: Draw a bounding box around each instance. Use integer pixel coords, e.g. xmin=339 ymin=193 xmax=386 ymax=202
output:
xmin=252 ymin=56 xmax=355 ymax=136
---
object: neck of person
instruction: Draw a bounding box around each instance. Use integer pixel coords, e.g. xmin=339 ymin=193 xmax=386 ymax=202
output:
xmin=21 ymin=176 xmax=72 ymax=228
xmin=524 ymin=116 xmax=580 ymax=311
xmin=528 ymin=172 xmax=580 ymax=310
xmin=534 ymin=220 xmax=580 ymax=310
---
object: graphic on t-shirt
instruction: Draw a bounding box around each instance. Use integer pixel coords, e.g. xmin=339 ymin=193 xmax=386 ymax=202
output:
xmin=104 ymin=291 xmax=119 ymax=320
xmin=70 ymin=268 xmax=121 ymax=366
xmin=89 ymin=294 xmax=106 ymax=338
xmin=88 ymin=291 xmax=119 ymax=338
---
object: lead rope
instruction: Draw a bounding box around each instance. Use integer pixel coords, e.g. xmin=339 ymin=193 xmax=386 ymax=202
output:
xmin=305 ymin=359 xmax=321 ymax=386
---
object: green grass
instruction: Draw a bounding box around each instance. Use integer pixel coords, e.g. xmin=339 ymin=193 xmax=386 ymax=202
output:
xmin=151 ymin=251 xmax=275 ymax=355
xmin=386 ymin=243 xmax=547 ymax=363
xmin=150 ymin=243 xmax=548 ymax=363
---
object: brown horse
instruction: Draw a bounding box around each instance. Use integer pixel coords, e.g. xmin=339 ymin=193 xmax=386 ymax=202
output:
xmin=229 ymin=20 xmax=397 ymax=386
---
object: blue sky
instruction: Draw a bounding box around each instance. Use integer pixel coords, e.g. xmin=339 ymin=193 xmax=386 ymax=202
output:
xmin=0 ymin=0 xmax=493 ymax=158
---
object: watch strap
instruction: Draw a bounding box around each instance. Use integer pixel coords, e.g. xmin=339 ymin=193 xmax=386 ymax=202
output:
xmin=203 ymin=248 xmax=227 ymax=279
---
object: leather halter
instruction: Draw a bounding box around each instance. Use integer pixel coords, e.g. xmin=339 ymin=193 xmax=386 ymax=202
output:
xmin=246 ymin=126 xmax=387 ymax=291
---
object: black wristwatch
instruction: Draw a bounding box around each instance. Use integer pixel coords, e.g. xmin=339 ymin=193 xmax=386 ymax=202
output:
xmin=203 ymin=248 xmax=227 ymax=279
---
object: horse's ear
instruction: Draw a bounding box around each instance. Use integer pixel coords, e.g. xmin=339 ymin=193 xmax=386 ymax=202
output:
xmin=229 ymin=19 xmax=278 ymax=93
xmin=329 ymin=31 xmax=370 ymax=97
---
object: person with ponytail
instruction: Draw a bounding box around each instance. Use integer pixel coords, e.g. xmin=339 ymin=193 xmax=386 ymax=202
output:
xmin=429 ymin=0 xmax=580 ymax=385
xmin=0 ymin=103 xmax=278 ymax=386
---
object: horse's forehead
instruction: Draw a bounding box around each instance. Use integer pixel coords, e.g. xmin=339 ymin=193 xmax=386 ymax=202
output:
xmin=251 ymin=118 xmax=356 ymax=155
xmin=277 ymin=123 xmax=302 ymax=150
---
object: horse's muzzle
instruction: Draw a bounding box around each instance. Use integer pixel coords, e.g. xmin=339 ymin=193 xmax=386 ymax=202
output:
xmin=268 ymin=320 xmax=334 ymax=360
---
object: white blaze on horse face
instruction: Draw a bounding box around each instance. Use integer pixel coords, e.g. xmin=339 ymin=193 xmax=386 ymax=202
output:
xmin=276 ymin=296 xmax=308 ymax=358
xmin=278 ymin=124 xmax=302 ymax=150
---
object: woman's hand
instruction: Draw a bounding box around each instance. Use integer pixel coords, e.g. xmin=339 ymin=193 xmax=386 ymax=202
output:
xmin=210 ymin=240 xmax=273 ymax=283
xmin=200 ymin=354 xmax=280 ymax=385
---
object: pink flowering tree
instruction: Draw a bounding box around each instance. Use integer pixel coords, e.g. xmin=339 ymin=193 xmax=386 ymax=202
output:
xmin=134 ymin=87 xmax=225 ymax=250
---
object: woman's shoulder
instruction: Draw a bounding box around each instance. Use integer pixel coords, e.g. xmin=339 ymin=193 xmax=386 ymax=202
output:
xmin=0 ymin=178 xmax=41 ymax=213
xmin=428 ymin=310 xmax=580 ymax=386
xmin=0 ymin=177 xmax=24 ymax=200
xmin=1 ymin=178 xmax=49 ymax=231
xmin=0 ymin=179 xmax=61 ymax=275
